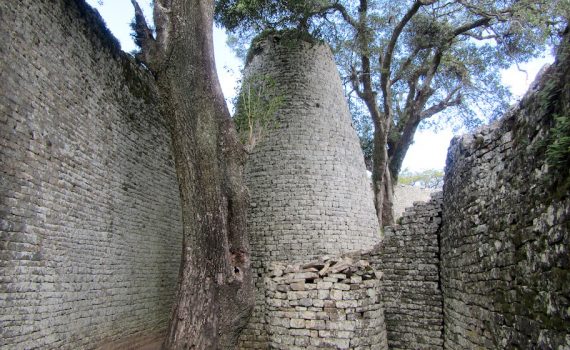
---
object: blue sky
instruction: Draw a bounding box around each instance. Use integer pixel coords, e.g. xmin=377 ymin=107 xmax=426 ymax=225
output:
xmin=86 ymin=0 xmax=553 ymax=173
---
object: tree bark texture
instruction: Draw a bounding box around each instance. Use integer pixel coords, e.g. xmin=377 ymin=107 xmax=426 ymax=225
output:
xmin=131 ymin=0 xmax=254 ymax=348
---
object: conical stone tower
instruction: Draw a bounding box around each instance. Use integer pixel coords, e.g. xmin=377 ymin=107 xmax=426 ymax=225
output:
xmin=239 ymin=33 xmax=381 ymax=348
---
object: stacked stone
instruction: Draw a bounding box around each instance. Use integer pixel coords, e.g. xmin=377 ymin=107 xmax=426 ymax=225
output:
xmin=261 ymin=257 xmax=387 ymax=350
xmin=441 ymin=34 xmax=570 ymax=349
xmin=239 ymin=33 xmax=381 ymax=348
xmin=393 ymin=184 xmax=435 ymax=220
xmin=367 ymin=193 xmax=444 ymax=349
xmin=1 ymin=1 xmax=182 ymax=348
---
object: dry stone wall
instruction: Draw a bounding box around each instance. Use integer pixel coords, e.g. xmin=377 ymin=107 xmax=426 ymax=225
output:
xmin=393 ymin=185 xmax=435 ymax=219
xmin=368 ymin=193 xmax=444 ymax=349
xmin=244 ymin=35 xmax=380 ymax=263
xmin=440 ymin=34 xmax=570 ymax=349
xmin=1 ymin=1 xmax=182 ymax=348
xmin=239 ymin=34 xmax=381 ymax=348
xmin=260 ymin=257 xmax=387 ymax=350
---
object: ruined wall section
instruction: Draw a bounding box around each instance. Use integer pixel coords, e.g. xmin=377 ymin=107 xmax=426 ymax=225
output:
xmin=441 ymin=34 xmax=570 ymax=349
xmin=261 ymin=258 xmax=387 ymax=350
xmin=369 ymin=193 xmax=444 ymax=349
xmin=0 ymin=1 xmax=183 ymax=348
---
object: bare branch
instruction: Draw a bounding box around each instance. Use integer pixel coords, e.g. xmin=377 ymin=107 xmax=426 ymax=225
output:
xmin=420 ymin=85 xmax=462 ymax=119
xmin=380 ymin=1 xmax=424 ymax=118
xmin=391 ymin=47 xmax=421 ymax=85
xmin=329 ymin=2 xmax=358 ymax=28
xmin=462 ymin=32 xmax=498 ymax=41
xmin=453 ymin=17 xmax=493 ymax=37
xmin=349 ymin=66 xmax=365 ymax=100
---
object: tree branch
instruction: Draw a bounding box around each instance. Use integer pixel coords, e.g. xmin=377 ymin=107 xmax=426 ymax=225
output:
xmin=349 ymin=66 xmax=365 ymax=100
xmin=453 ymin=17 xmax=493 ymax=37
xmin=329 ymin=2 xmax=358 ymax=28
xmin=380 ymin=1 xmax=424 ymax=118
xmin=130 ymin=0 xmax=162 ymax=70
xmin=391 ymin=47 xmax=421 ymax=85
xmin=420 ymin=85 xmax=462 ymax=119
xmin=462 ymin=32 xmax=498 ymax=41
xmin=414 ymin=48 xmax=443 ymax=109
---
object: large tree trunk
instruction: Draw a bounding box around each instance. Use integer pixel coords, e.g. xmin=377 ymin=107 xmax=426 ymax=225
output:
xmin=131 ymin=0 xmax=254 ymax=348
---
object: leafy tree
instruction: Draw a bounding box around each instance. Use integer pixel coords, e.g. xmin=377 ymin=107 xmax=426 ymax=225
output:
xmin=130 ymin=0 xmax=254 ymax=347
xmin=215 ymin=0 xmax=568 ymax=226
xmin=398 ymin=168 xmax=444 ymax=189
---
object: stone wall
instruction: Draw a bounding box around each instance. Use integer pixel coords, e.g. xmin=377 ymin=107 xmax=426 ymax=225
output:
xmin=369 ymin=193 xmax=444 ymax=349
xmin=0 ymin=1 xmax=182 ymax=348
xmin=393 ymin=185 xmax=435 ymax=219
xmin=440 ymin=33 xmax=570 ymax=349
xmin=261 ymin=257 xmax=387 ymax=350
xmin=239 ymin=34 xmax=381 ymax=348
xmin=244 ymin=35 xmax=380 ymax=263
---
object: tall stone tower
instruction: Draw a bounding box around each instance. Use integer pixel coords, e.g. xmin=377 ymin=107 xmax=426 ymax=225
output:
xmin=239 ymin=33 xmax=381 ymax=348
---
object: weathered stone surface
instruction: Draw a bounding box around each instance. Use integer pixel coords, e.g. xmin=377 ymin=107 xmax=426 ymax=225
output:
xmin=440 ymin=35 xmax=570 ymax=349
xmin=258 ymin=259 xmax=388 ymax=350
xmin=0 ymin=0 xmax=183 ymax=348
xmin=238 ymin=34 xmax=380 ymax=349
xmin=367 ymin=193 xmax=444 ymax=349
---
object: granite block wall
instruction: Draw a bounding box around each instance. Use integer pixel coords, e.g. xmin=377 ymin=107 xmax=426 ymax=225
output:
xmin=440 ymin=33 xmax=570 ymax=349
xmin=393 ymin=185 xmax=435 ymax=219
xmin=244 ymin=35 xmax=380 ymax=264
xmin=368 ymin=193 xmax=444 ymax=349
xmin=262 ymin=258 xmax=387 ymax=350
xmin=239 ymin=34 xmax=381 ymax=348
xmin=0 ymin=1 xmax=183 ymax=348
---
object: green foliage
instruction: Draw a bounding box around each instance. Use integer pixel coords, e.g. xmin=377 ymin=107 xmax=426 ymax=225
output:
xmin=217 ymin=0 xmax=567 ymax=133
xmin=533 ymin=32 xmax=570 ymax=197
xmin=398 ymin=168 xmax=444 ymax=189
xmin=233 ymin=74 xmax=283 ymax=151
xmin=217 ymin=0 xmax=568 ymax=191
xmin=215 ymin=0 xmax=333 ymax=34
xmin=546 ymin=113 xmax=570 ymax=172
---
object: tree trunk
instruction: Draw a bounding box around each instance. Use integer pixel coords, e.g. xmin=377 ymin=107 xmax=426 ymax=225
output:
xmin=371 ymin=126 xmax=392 ymax=227
xmin=131 ymin=0 xmax=254 ymax=348
xmin=381 ymin=167 xmax=394 ymax=225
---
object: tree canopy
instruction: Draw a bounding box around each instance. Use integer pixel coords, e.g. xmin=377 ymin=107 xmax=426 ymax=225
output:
xmin=216 ymin=0 xmax=568 ymax=226
xmin=399 ymin=168 xmax=444 ymax=189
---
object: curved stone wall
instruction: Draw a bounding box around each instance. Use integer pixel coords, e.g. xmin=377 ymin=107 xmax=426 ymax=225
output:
xmin=0 ymin=1 xmax=182 ymax=348
xmin=264 ymin=258 xmax=387 ymax=349
xmin=239 ymin=34 xmax=380 ymax=349
xmin=244 ymin=35 xmax=380 ymax=264
xmin=440 ymin=35 xmax=570 ymax=349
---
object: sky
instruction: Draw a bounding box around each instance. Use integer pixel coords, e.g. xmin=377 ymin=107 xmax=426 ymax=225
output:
xmin=85 ymin=0 xmax=553 ymax=173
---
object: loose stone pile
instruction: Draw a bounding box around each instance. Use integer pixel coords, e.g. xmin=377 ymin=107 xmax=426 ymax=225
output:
xmin=262 ymin=256 xmax=388 ymax=350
